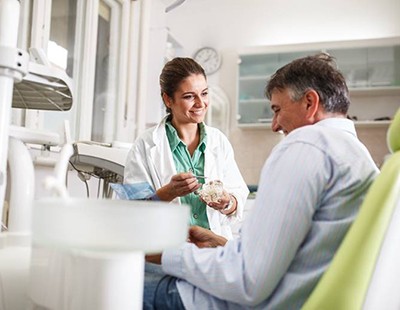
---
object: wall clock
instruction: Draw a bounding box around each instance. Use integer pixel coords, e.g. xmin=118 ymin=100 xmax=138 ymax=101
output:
xmin=193 ymin=47 xmax=222 ymax=75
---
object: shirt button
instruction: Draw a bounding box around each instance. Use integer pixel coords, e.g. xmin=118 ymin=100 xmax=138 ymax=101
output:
xmin=193 ymin=214 xmax=198 ymax=219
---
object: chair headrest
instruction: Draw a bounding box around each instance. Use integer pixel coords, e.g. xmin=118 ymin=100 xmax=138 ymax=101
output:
xmin=387 ymin=108 xmax=400 ymax=153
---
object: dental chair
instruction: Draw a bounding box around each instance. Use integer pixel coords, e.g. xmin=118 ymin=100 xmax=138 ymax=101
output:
xmin=302 ymin=108 xmax=400 ymax=310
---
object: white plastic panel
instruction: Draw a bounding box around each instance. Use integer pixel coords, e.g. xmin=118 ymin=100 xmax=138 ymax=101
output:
xmin=32 ymin=198 xmax=189 ymax=252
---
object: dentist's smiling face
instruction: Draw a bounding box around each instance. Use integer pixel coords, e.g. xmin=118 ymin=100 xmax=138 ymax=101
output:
xmin=164 ymin=74 xmax=209 ymax=125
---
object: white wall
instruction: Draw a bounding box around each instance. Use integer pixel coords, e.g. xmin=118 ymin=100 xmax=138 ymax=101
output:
xmin=146 ymin=0 xmax=169 ymax=127
xmin=166 ymin=0 xmax=400 ymax=51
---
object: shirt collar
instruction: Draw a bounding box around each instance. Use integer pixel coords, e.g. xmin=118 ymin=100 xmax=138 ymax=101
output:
xmin=198 ymin=122 xmax=207 ymax=152
xmin=315 ymin=117 xmax=357 ymax=137
xmin=165 ymin=121 xmax=207 ymax=152
xmin=165 ymin=121 xmax=181 ymax=151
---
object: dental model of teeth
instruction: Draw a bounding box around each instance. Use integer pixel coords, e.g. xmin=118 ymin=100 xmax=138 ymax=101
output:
xmin=197 ymin=180 xmax=225 ymax=204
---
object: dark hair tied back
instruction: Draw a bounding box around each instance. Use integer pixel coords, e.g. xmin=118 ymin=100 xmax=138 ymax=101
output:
xmin=160 ymin=57 xmax=206 ymax=114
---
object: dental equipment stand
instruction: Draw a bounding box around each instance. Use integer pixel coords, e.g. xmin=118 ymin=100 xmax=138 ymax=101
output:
xmin=0 ymin=1 xmax=189 ymax=309
xmin=69 ymin=141 xmax=131 ymax=198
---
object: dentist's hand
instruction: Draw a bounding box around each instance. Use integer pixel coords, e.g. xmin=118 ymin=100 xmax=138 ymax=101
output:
xmin=204 ymin=190 xmax=230 ymax=211
xmin=156 ymin=172 xmax=202 ymax=201
xmin=199 ymin=190 xmax=237 ymax=215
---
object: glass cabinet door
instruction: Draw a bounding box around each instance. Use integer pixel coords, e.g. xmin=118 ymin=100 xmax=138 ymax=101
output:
xmin=327 ymin=45 xmax=400 ymax=88
xmin=328 ymin=47 xmax=369 ymax=88
xmin=367 ymin=45 xmax=400 ymax=87
xmin=238 ymin=54 xmax=277 ymax=123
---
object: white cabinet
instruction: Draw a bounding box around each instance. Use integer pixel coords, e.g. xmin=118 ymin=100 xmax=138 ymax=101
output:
xmin=237 ymin=38 xmax=400 ymax=127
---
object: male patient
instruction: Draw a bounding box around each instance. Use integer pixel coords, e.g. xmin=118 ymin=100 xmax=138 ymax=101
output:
xmin=143 ymin=53 xmax=379 ymax=309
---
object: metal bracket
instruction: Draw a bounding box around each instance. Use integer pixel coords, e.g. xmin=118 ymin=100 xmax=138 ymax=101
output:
xmin=0 ymin=46 xmax=29 ymax=82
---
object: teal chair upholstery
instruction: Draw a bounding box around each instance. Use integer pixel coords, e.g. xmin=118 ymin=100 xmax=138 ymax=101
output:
xmin=302 ymin=108 xmax=400 ymax=310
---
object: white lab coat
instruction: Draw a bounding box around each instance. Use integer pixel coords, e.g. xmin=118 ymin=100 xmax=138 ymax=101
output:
xmin=124 ymin=116 xmax=249 ymax=239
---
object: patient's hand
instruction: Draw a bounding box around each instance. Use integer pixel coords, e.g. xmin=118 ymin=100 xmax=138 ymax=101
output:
xmin=145 ymin=253 xmax=162 ymax=264
xmin=188 ymin=226 xmax=227 ymax=248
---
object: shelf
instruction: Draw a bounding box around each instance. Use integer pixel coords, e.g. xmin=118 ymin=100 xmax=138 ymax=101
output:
xmin=237 ymin=119 xmax=392 ymax=130
xmin=239 ymin=99 xmax=268 ymax=103
xmin=354 ymin=120 xmax=391 ymax=128
xmin=349 ymin=87 xmax=400 ymax=97
xmin=237 ymin=120 xmax=391 ymax=130
xmin=238 ymin=123 xmax=272 ymax=130
xmin=239 ymin=75 xmax=269 ymax=81
xmin=238 ymin=86 xmax=400 ymax=98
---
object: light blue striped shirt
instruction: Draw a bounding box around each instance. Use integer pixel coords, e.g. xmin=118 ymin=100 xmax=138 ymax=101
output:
xmin=162 ymin=118 xmax=379 ymax=309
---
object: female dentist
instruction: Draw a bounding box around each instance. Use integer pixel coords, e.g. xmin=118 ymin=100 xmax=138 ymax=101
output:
xmin=124 ymin=57 xmax=249 ymax=239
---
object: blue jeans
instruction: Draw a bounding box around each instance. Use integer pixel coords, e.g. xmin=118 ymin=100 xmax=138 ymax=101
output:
xmin=143 ymin=262 xmax=185 ymax=310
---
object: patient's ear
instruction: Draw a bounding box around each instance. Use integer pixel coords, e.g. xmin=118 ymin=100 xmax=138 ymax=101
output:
xmin=304 ymin=90 xmax=319 ymax=119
